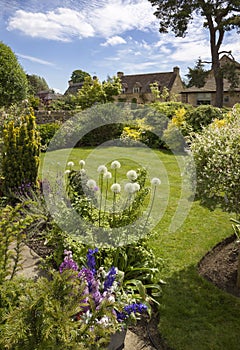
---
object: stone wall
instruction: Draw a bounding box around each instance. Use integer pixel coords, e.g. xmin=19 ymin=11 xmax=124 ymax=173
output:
xmin=35 ymin=110 xmax=72 ymax=124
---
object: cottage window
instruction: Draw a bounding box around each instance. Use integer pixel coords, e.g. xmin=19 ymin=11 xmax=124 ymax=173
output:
xmin=133 ymin=87 xmax=141 ymax=93
xmin=197 ymin=92 xmax=211 ymax=105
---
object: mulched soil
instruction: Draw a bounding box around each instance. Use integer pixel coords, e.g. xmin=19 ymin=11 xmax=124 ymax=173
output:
xmin=198 ymin=234 xmax=240 ymax=298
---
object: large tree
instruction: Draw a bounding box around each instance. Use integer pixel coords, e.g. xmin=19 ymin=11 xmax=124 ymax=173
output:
xmin=186 ymin=58 xmax=210 ymax=88
xmin=27 ymin=74 xmax=49 ymax=95
xmin=0 ymin=42 xmax=28 ymax=107
xmin=70 ymin=69 xmax=91 ymax=84
xmin=148 ymin=0 xmax=240 ymax=107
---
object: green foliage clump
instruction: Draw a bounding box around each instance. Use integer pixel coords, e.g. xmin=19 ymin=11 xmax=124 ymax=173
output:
xmin=26 ymin=74 xmax=49 ymax=95
xmin=37 ymin=122 xmax=61 ymax=149
xmin=0 ymin=203 xmax=33 ymax=282
xmin=0 ymin=270 xmax=118 ymax=350
xmin=186 ymin=104 xmax=223 ymax=132
xmin=1 ymin=107 xmax=40 ymax=195
xmin=76 ymin=75 xmax=122 ymax=110
xmin=189 ymin=104 xmax=240 ymax=214
xmin=0 ymin=42 xmax=28 ymax=107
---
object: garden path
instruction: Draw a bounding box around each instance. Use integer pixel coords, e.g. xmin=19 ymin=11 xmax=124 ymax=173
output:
xmin=17 ymin=244 xmax=155 ymax=350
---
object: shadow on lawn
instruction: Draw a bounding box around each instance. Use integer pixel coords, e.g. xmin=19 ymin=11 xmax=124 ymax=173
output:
xmin=159 ymin=265 xmax=240 ymax=350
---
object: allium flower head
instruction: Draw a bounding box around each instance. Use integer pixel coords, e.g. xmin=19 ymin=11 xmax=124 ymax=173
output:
xmin=86 ymin=179 xmax=97 ymax=190
xmin=104 ymin=171 xmax=112 ymax=179
xmin=151 ymin=177 xmax=161 ymax=186
xmin=111 ymin=160 xmax=121 ymax=169
xmin=126 ymin=170 xmax=138 ymax=181
xmin=111 ymin=183 xmax=121 ymax=193
xmin=97 ymin=165 xmax=107 ymax=174
xmin=132 ymin=182 xmax=140 ymax=192
xmin=124 ymin=182 xmax=135 ymax=194
xmin=67 ymin=161 xmax=74 ymax=168
xmin=64 ymin=169 xmax=71 ymax=175
xmin=79 ymin=160 xmax=85 ymax=167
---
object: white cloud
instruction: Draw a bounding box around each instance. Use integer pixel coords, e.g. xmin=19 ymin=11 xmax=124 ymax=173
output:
xmin=101 ymin=36 xmax=126 ymax=47
xmin=7 ymin=1 xmax=157 ymax=41
xmin=7 ymin=8 xmax=95 ymax=41
xmin=17 ymin=53 xmax=55 ymax=66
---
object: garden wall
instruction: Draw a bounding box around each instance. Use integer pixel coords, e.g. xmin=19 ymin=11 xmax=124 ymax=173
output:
xmin=35 ymin=111 xmax=72 ymax=124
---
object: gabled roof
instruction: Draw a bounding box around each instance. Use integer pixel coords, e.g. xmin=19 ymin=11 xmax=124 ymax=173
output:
xmin=119 ymin=68 xmax=180 ymax=93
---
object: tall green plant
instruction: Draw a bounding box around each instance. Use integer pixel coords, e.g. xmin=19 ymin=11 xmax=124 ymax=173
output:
xmin=0 ymin=204 xmax=33 ymax=282
xmin=2 ymin=107 xmax=40 ymax=195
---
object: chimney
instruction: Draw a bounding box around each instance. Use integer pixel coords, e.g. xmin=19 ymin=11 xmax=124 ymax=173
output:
xmin=117 ymin=72 xmax=124 ymax=78
xmin=173 ymin=66 xmax=180 ymax=74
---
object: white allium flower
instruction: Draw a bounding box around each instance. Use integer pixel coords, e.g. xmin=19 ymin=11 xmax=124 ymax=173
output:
xmin=104 ymin=171 xmax=112 ymax=179
xmin=126 ymin=170 xmax=138 ymax=181
xmin=86 ymin=179 xmax=97 ymax=190
xmin=64 ymin=169 xmax=71 ymax=174
xmin=124 ymin=182 xmax=135 ymax=194
xmin=132 ymin=182 xmax=140 ymax=192
xmin=80 ymin=169 xmax=86 ymax=175
xmin=110 ymin=160 xmax=121 ymax=169
xmin=79 ymin=159 xmax=85 ymax=167
xmin=97 ymin=165 xmax=107 ymax=174
xmin=151 ymin=177 xmax=161 ymax=186
xmin=67 ymin=161 xmax=74 ymax=167
xmin=111 ymin=183 xmax=121 ymax=193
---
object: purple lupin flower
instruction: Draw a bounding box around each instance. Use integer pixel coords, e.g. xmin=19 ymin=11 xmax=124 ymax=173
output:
xmin=59 ymin=250 xmax=78 ymax=273
xmin=124 ymin=303 xmax=147 ymax=315
xmin=104 ymin=266 xmax=117 ymax=291
xmin=86 ymin=248 xmax=99 ymax=274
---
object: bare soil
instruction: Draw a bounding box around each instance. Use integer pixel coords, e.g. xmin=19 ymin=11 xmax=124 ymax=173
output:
xmin=198 ymin=234 xmax=240 ymax=298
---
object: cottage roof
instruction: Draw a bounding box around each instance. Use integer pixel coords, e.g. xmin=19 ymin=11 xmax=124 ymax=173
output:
xmin=119 ymin=69 xmax=179 ymax=93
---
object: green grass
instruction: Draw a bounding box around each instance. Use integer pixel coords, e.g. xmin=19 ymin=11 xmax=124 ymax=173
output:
xmin=40 ymin=147 xmax=240 ymax=350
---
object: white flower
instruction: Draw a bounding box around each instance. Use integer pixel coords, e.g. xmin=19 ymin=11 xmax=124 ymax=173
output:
xmin=132 ymin=182 xmax=140 ymax=192
xmin=104 ymin=171 xmax=112 ymax=179
xmin=151 ymin=177 xmax=161 ymax=186
xmin=126 ymin=170 xmax=138 ymax=181
xmin=79 ymin=159 xmax=85 ymax=167
xmin=110 ymin=160 xmax=121 ymax=169
xmin=125 ymin=182 xmax=140 ymax=194
xmin=64 ymin=169 xmax=71 ymax=174
xmin=97 ymin=165 xmax=107 ymax=174
xmin=86 ymin=179 xmax=97 ymax=190
xmin=67 ymin=161 xmax=74 ymax=168
xmin=111 ymin=183 xmax=121 ymax=193
xmin=124 ymin=182 xmax=135 ymax=194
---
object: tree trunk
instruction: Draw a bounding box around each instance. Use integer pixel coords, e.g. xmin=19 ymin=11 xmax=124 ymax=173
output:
xmin=213 ymin=69 xmax=224 ymax=108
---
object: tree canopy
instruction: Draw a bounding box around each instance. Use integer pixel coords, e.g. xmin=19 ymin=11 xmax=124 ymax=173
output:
xmin=27 ymin=74 xmax=49 ymax=95
xmin=0 ymin=42 xmax=28 ymax=107
xmin=149 ymin=0 xmax=240 ymax=107
xmin=76 ymin=76 xmax=122 ymax=109
xmin=70 ymin=69 xmax=91 ymax=84
xmin=186 ymin=58 xmax=210 ymax=88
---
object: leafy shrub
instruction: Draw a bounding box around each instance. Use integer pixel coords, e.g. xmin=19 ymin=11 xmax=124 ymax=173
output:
xmin=186 ymin=105 xmax=223 ymax=132
xmin=1 ymin=107 xmax=40 ymax=195
xmin=37 ymin=122 xmax=61 ymax=149
xmin=162 ymin=123 xmax=186 ymax=153
xmin=0 ymin=204 xmax=33 ymax=282
xmin=189 ymin=104 xmax=240 ymax=214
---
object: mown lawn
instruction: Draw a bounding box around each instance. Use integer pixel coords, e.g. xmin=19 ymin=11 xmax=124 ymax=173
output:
xmin=40 ymin=147 xmax=240 ymax=350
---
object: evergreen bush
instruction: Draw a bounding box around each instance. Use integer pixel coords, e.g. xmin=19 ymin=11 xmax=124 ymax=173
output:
xmin=1 ymin=107 xmax=40 ymax=195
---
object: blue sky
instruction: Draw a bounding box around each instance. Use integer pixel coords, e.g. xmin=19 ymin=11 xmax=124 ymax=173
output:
xmin=1 ymin=0 xmax=239 ymax=94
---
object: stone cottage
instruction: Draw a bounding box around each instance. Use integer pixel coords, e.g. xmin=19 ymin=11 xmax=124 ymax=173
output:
xmin=116 ymin=67 xmax=184 ymax=103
